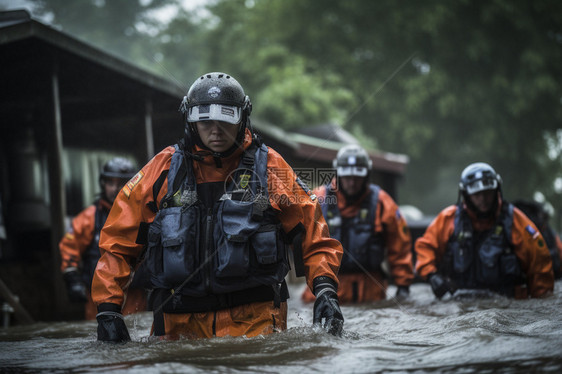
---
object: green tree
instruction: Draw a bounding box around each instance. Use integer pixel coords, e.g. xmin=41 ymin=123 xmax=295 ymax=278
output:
xmin=28 ymin=0 xmax=182 ymax=76
xmin=198 ymin=0 xmax=562 ymax=216
xmin=19 ymin=0 xmax=562 ymax=222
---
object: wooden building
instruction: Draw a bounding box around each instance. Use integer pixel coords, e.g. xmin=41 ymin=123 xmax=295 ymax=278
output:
xmin=0 ymin=9 xmax=184 ymax=323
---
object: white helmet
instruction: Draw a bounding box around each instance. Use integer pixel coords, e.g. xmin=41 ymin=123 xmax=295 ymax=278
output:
xmin=333 ymin=144 xmax=372 ymax=177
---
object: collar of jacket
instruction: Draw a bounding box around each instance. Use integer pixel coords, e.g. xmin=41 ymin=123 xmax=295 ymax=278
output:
xmin=462 ymin=193 xmax=503 ymax=231
xmin=191 ymin=128 xmax=255 ymax=184
xmin=97 ymin=197 xmax=113 ymax=212
xmin=330 ymin=177 xmax=371 ymax=218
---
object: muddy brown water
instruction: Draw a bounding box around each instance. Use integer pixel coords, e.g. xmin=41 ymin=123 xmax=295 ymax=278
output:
xmin=1 ymin=281 xmax=561 ymax=373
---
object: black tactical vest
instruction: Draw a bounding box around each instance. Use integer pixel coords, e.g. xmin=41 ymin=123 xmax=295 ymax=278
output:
xmin=82 ymin=199 xmax=108 ymax=289
xmin=145 ymin=143 xmax=289 ymax=302
xmin=442 ymin=203 xmax=524 ymax=295
xmin=321 ymin=184 xmax=384 ymax=273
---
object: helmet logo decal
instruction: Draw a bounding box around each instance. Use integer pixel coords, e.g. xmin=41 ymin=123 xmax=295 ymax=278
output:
xmin=221 ymin=106 xmax=235 ymax=118
xmin=208 ymin=86 xmax=221 ymax=98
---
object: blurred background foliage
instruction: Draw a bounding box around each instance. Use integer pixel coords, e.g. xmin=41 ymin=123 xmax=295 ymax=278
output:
xmin=4 ymin=0 xmax=562 ymax=225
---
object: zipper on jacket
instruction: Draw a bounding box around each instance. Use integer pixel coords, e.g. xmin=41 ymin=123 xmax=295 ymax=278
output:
xmin=204 ymin=207 xmax=214 ymax=292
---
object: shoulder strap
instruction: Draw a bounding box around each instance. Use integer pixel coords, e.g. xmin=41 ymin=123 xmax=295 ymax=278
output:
xmin=93 ymin=199 xmax=108 ymax=233
xmin=366 ymin=184 xmax=380 ymax=225
xmin=322 ymin=184 xmax=337 ymax=219
xmin=501 ymin=203 xmax=514 ymax=245
xmin=146 ymin=170 xmax=169 ymax=213
xmin=452 ymin=204 xmax=467 ymax=239
xmin=250 ymin=142 xmax=270 ymax=220
xmin=159 ymin=144 xmax=192 ymax=210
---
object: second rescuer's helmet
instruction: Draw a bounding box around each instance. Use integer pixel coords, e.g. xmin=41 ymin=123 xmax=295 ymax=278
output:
xmin=459 ymin=162 xmax=502 ymax=195
xmin=100 ymin=157 xmax=136 ymax=182
xmin=333 ymin=144 xmax=373 ymax=177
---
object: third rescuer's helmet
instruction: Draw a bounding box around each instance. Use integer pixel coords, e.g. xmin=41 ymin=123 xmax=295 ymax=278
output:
xmin=459 ymin=162 xmax=502 ymax=195
xmin=100 ymin=157 xmax=136 ymax=182
xmin=333 ymin=144 xmax=373 ymax=177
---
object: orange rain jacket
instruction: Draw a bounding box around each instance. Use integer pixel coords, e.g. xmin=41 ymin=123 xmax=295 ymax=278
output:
xmin=415 ymin=198 xmax=554 ymax=298
xmin=92 ymin=130 xmax=343 ymax=338
xmin=59 ymin=199 xmax=146 ymax=320
xmin=302 ymin=180 xmax=414 ymax=303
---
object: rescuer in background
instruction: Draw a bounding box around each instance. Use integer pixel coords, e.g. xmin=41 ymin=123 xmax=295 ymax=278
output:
xmin=59 ymin=157 xmax=147 ymax=320
xmin=302 ymin=144 xmax=414 ymax=304
xmin=415 ymin=162 xmax=554 ymax=299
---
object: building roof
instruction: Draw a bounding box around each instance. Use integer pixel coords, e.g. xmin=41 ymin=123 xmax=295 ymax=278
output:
xmin=0 ymin=8 xmax=408 ymax=176
xmin=0 ymin=9 xmax=184 ymax=97
xmin=284 ymin=123 xmax=408 ymax=174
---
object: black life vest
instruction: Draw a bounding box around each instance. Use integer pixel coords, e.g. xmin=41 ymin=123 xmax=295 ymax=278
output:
xmin=321 ymin=184 xmax=384 ymax=273
xmin=82 ymin=199 xmax=109 ymax=289
xmin=442 ymin=203 xmax=524 ymax=295
xmin=144 ymin=143 xmax=290 ymax=312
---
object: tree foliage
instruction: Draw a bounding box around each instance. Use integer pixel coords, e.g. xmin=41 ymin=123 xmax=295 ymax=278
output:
xmin=15 ymin=0 xmax=562 ymax=222
xmin=191 ymin=0 xmax=562 ymax=217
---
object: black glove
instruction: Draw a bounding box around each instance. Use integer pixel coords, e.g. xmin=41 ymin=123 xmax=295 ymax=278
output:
xmin=96 ymin=303 xmax=131 ymax=343
xmin=395 ymin=285 xmax=410 ymax=301
xmin=428 ymin=273 xmax=456 ymax=299
xmin=63 ymin=270 xmax=87 ymax=302
xmin=312 ymin=276 xmax=344 ymax=336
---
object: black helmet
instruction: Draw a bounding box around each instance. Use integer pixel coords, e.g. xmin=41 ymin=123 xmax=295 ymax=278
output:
xmin=100 ymin=157 xmax=136 ymax=180
xmin=459 ymin=162 xmax=501 ymax=195
xmin=333 ymin=144 xmax=373 ymax=177
xmin=180 ymin=72 xmax=252 ymax=126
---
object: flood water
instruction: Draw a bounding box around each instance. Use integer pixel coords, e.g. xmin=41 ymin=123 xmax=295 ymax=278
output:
xmin=1 ymin=280 xmax=561 ymax=373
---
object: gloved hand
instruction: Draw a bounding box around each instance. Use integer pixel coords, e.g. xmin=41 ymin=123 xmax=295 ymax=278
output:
xmin=312 ymin=276 xmax=344 ymax=336
xmin=395 ymin=285 xmax=410 ymax=301
xmin=96 ymin=303 xmax=131 ymax=343
xmin=63 ymin=270 xmax=87 ymax=302
xmin=428 ymin=273 xmax=456 ymax=299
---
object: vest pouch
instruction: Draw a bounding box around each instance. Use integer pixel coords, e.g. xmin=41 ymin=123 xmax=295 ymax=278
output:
xmin=215 ymin=199 xmax=260 ymax=278
xmin=146 ymin=217 xmax=163 ymax=276
xmin=451 ymin=241 xmax=473 ymax=274
xmin=477 ymin=241 xmax=503 ymax=284
xmin=160 ymin=206 xmax=200 ymax=285
xmin=367 ymin=233 xmax=385 ymax=271
xmin=327 ymin=216 xmax=342 ymax=238
xmin=341 ymin=223 xmax=371 ymax=272
xmin=215 ymin=234 xmax=250 ymax=278
xmin=499 ymin=252 xmax=520 ymax=279
xmin=250 ymin=224 xmax=288 ymax=281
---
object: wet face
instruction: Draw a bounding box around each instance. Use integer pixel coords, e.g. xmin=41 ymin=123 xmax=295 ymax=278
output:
xmin=196 ymin=120 xmax=240 ymax=153
xmin=339 ymin=176 xmax=366 ymax=197
xmin=468 ymin=189 xmax=497 ymax=214
xmin=102 ymin=177 xmax=128 ymax=203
